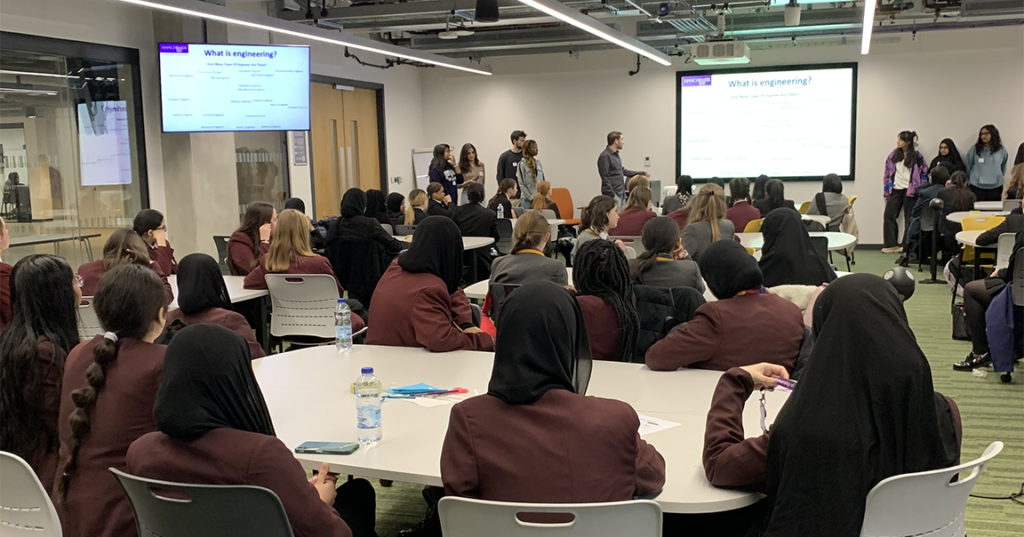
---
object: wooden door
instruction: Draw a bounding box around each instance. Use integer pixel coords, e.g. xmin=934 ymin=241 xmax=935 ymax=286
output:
xmin=342 ymin=87 xmax=380 ymax=192
xmin=310 ymin=83 xmax=381 ymax=218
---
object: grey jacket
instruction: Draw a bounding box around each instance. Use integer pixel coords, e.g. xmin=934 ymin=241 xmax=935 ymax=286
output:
xmin=516 ymin=158 xmax=544 ymax=207
xmin=629 ymin=258 xmax=705 ymax=293
xmin=597 ymin=147 xmax=642 ymax=199
xmin=571 ymin=229 xmax=602 ymax=265
xmin=806 ymin=192 xmax=849 ymax=232
xmin=490 ymin=252 xmax=569 ymax=287
xmin=680 ymin=219 xmax=736 ymax=264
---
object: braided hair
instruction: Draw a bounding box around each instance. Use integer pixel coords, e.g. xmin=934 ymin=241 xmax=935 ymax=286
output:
xmin=57 ymin=263 xmax=167 ymax=500
xmin=573 ymin=239 xmax=640 ymax=362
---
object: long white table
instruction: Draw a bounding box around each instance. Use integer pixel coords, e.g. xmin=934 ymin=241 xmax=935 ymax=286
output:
xmin=954 ymin=230 xmax=985 ymax=249
xmin=946 ymin=211 xmax=1009 ymax=224
xmin=252 ymin=345 xmax=789 ymax=514
xmin=395 ymin=235 xmax=495 ymax=251
xmin=736 ymin=231 xmax=856 ymax=252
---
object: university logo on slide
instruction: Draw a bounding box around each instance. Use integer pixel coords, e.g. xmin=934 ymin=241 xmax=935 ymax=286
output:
xmin=160 ymin=44 xmax=189 ymax=54
xmin=681 ymin=75 xmax=712 ymax=87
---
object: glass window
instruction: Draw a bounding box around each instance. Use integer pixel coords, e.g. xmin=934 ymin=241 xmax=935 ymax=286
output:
xmin=235 ymin=132 xmax=289 ymax=217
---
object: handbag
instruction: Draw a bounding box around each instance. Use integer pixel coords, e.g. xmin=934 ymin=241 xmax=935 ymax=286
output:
xmin=951 ymin=302 xmax=972 ymax=341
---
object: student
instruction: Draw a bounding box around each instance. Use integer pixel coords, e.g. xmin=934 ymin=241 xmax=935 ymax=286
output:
xmin=646 ymin=240 xmax=804 ymax=372
xmin=456 ymin=143 xmax=485 ymax=205
xmin=489 ymin=210 xmax=567 ymax=286
xmin=404 ymin=189 xmax=429 ymax=226
xmin=367 ymin=217 xmax=494 ymax=352
xmin=900 ymin=167 xmax=954 ymax=263
xmin=608 ymin=185 xmax=655 ymax=236
xmin=426 ymin=182 xmax=455 ymax=218
xmin=943 ymin=170 xmax=977 ymax=212
xmin=0 ymin=216 xmax=10 ymax=329
xmin=165 ymin=253 xmax=264 ymax=360
xmin=453 ymin=183 xmax=499 ymax=242
xmin=78 ymin=228 xmax=173 ymax=302
xmin=662 ymin=174 xmax=693 ymax=215
xmin=965 ymin=124 xmax=1008 ymax=201
xmin=229 ymin=201 xmax=276 ymax=276
xmin=752 ymin=174 xmax=770 ymax=204
xmin=428 ymin=143 xmax=464 ymax=202
xmin=629 ymin=217 xmax=704 ymax=293
xmin=626 ymin=174 xmax=650 ymax=194
xmin=386 ymin=192 xmax=406 ymax=223
xmin=759 ymin=208 xmax=837 ymax=288
xmin=703 ymin=275 xmax=961 ymax=536
xmin=571 ymin=195 xmax=623 ymax=264
xmin=515 ymin=139 xmax=544 ymax=207
xmin=441 ymin=281 xmax=665 ymax=501
xmin=327 ymin=188 xmax=404 ymax=258
xmin=487 ymin=179 xmax=518 ymax=220
xmin=364 ymin=189 xmax=392 ymax=227
xmin=530 ymin=180 xmax=561 ymax=218
xmin=127 ymin=325 xmax=376 ymax=537
xmin=680 ymin=184 xmax=735 ymax=263
xmin=753 ymin=179 xmax=795 ymax=217
xmin=1006 ymin=145 xmax=1023 ymax=199
xmin=133 ymin=209 xmax=177 ymax=275
xmin=930 ymin=138 xmax=966 ymax=176
xmin=805 ymin=173 xmax=849 ymax=232
xmin=496 ymin=130 xmax=526 ymax=192
xmin=573 ymin=240 xmax=640 ymax=362
xmin=882 ymin=131 xmax=929 ymax=253
xmin=725 ymin=177 xmax=760 ymax=233
xmin=54 ymin=264 xmax=168 ymax=537
xmin=285 ymin=197 xmax=326 ymax=251
xmin=0 ymin=254 xmax=80 ymax=488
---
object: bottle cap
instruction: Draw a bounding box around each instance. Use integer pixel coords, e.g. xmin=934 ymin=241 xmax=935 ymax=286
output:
xmin=361 ymin=367 xmax=373 ymax=374
xmin=339 ymin=298 xmax=346 ymax=303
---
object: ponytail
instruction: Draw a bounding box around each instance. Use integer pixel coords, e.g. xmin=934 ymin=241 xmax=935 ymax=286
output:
xmin=511 ymin=211 xmax=549 ymax=253
xmin=531 ymin=181 xmax=551 ymax=211
xmin=405 ymin=189 xmax=426 ymax=226
xmin=632 ymin=217 xmax=680 ymax=284
xmin=690 ymin=184 xmax=726 ymax=242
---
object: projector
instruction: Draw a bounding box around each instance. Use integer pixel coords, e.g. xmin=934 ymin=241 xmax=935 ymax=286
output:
xmin=693 ymin=40 xmax=751 ymax=65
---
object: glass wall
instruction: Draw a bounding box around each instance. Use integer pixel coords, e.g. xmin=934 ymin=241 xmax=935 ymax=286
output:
xmin=235 ymin=131 xmax=289 ymax=217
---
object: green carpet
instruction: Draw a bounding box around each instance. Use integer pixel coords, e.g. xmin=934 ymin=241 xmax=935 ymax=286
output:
xmin=364 ymin=250 xmax=1024 ymax=536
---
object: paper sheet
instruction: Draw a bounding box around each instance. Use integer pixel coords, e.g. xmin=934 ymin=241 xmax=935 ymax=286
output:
xmin=637 ymin=414 xmax=680 ymax=436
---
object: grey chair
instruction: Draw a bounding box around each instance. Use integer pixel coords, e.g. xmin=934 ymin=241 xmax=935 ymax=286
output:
xmin=395 ymin=224 xmax=417 ymax=236
xmin=610 ymin=236 xmax=645 ymax=256
xmin=1004 ymin=199 xmax=1022 ymax=212
xmin=110 ymin=468 xmax=295 ymax=537
xmin=495 ymin=219 xmax=514 ymax=255
xmin=380 ymin=222 xmax=393 ymax=234
xmin=512 ymin=206 xmax=526 ymax=217
xmin=808 ymin=236 xmax=829 ymax=262
xmin=213 ymin=235 xmax=232 ymax=275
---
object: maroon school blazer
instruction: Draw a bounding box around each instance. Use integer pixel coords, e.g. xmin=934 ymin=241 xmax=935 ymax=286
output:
xmin=726 ymin=201 xmax=762 ymax=234
xmin=228 ymin=231 xmax=270 ymax=276
xmin=609 ymin=206 xmax=657 ymax=237
xmin=0 ymin=261 xmax=11 ymax=330
xmin=17 ymin=337 xmax=63 ymax=490
xmin=441 ymin=389 xmax=665 ymax=502
xmin=147 ymin=240 xmax=177 ymax=275
xmin=667 ymin=207 xmax=690 ymax=232
xmin=165 ymin=307 xmax=265 ymax=359
xmin=575 ymin=295 xmax=624 ymax=362
xmin=77 ymin=260 xmax=174 ymax=304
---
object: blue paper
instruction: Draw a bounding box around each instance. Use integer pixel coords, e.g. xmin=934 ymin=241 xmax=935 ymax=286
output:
xmin=386 ymin=382 xmax=443 ymax=395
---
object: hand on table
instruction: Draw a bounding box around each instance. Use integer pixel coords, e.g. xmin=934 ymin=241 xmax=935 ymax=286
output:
xmin=738 ymin=363 xmax=789 ymax=390
xmin=991 ymin=268 xmax=1000 ymax=278
xmin=309 ymin=462 xmax=338 ymax=506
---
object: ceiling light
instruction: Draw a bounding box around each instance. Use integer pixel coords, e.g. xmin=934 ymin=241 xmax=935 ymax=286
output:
xmin=0 ymin=69 xmax=80 ymax=80
xmin=113 ymin=0 xmax=492 ymax=75
xmin=862 ymin=0 xmax=876 ymax=54
xmin=516 ymin=0 xmax=672 ymax=66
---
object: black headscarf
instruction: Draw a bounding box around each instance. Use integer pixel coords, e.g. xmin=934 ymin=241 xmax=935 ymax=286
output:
xmin=764 ymin=274 xmax=960 ymax=536
xmin=284 ymin=197 xmax=306 ymax=213
xmin=365 ymin=190 xmax=388 ymax=219
xmin=387 ymin=192 xmax=405 ymax=215
xmin=487 ymin=281 xmax=593 ymax=405
xmin=175 ymin=253 xmax=231 ymax=315
xmin=698 ymin=240 xmax=762 ymax=299
xmin=930 ymin=138 xmax=966 ymax=174
xmin=340 ymin=188 xmax=367 ymax=218
xmin=759 ymin=208 xmax=837 ymax=288
xmin=398 ymin=216 xmax=464 ymax=294
xmin=154 ymin=324 xmax=275 ymax=442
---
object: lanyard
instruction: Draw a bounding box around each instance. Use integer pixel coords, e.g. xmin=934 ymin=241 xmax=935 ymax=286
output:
xmin=517 ymin=249 xmax=544 ymax=256
xmin=735 ymin=287 xmax=769 ymax=298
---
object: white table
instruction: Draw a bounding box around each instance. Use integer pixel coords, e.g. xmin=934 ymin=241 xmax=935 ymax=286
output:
xmin=974 ymin=201 xmax=1005 ymax=211
xmin=736 ymin=231 xmax=856 ymax=252
xmin=252 ymin=345 xmax=789 ymax=514
xmin=801 ymin=214 xmax=830 ymax=226
xmin=463 ymin=266 xmax=719 ymax=303
xmin=946 ymin=211 xmax=1009 ymax=224
xmin=395 ymin=235 xmax=495 ymax=251
xmin=954 ymin=230 xmax=985 ymax=249
xmin=167 ymin=275 xmax=268 ymax=310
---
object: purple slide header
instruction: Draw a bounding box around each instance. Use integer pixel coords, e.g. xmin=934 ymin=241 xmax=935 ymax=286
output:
xmin=160 ymin=44 xmax=189 ymax=54
xmin=681 ymin=75 xmax=712 ymax=87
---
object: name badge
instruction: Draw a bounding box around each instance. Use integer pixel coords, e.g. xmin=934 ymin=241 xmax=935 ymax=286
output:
xmin=979 ymin=157 xmax=985 ymax=163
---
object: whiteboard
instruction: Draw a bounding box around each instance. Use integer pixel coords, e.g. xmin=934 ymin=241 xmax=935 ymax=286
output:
xmin=412 ymin=149 xmax=433 ymax=192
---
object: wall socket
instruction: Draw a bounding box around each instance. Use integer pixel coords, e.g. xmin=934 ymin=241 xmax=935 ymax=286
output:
xmin=644 ymin=156 xmax=651 ymax=167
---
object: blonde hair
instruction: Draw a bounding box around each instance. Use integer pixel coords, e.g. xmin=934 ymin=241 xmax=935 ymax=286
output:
xmin=265 ymin=209 xmax=315 ymax=273
xmin=531 ymin=181 xmax=551 ymax=210
xmin=626 ymin=175 xmax=649 ymax=193
xmin=405 ymin=189 xmax=427 ymax=225
xmin=1007 ymin=163 xmax=1024 ymax=199
xmin=687 ymin=184 xmax=727 ymax=241
xmin=623 ymin=185 xmax=651 ymax=211
xmin=511 ymin=211 xmax=550 ymax=253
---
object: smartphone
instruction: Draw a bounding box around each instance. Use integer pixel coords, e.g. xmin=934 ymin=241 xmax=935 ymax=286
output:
xmin=294 ymin=441 xmax=360 ymax=455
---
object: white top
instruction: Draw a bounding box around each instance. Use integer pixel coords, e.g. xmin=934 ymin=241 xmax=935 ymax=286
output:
xmin=893 ymin=162 xmax=912 ymax=190
xmin=252 ymin=345 xmax=790 ymax=514
xmin=736 ymin=231 xmax=857 ymax=252
xmin=945 ymin=211 xmax=1009 ymax=224
xmin=167 ymin=275 xmax=268 ymax=310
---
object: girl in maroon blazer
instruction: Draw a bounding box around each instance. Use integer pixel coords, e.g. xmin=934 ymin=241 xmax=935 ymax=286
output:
xmin=78 ymin=228 xmax=174 ymax=303
xmin=229 ymin=201 xmax=276 ymax=276
xmin=702 ymin=275 xmax=961 ymax=537
xmin=441 ymin=281 xmax=665 ymax=501
xmin=166 ymin=253 xmax=264 ymax=359
xmin=54 ymin=264 xmax=169 ymax=537
xmin=645 ymin=240 xmax=804 ymax=372
xmin=367 ymin=217 xmax=493 ymax=352
xmin=608 ymin=185 xmax=656 ymax=236
xmin=0 ymin=216 xmax=11 ymax=329
xmin=0 ymin=254 xmax=81 ymax=489
xmin=127 ymin=324 xmax=377 ymax=537
xmin=133 ymin=208 xmax=177 ymax=275
xmin=573 ymin=239 xmax=640 ymax=362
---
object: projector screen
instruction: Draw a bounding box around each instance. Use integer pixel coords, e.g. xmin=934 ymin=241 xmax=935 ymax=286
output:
xmin=159 ymin=43 xmax=310 ymax=133
xmin=78 ymin=101 xmax=133 ymax=186
xmin=676 ymin=63 xmax=857 ymax=182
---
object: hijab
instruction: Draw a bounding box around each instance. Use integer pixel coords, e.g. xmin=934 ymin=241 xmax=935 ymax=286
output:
xmin=930 ymin=138 xmax=966 ymax=174
xmin=284 ymin=197 xmax=306 ymax=213
xmin=386 ymin=192 xmax=405 ymax=216
xmin=764 ymin=274 xmax=960 ymax=537
xmin=175 ymin=253 xmax=231 ymax=315
xmin=698 ymin=240 xmax=763 ymax=299
xmin=759 ymin=208 xmax=837 ymax=288
xmin=487 ymin=281 xmax=593 ymax=405
xmin=340 ymin=188 xmax=367 ymax=218
xmin=365 ymin=190 xmax=388 ymax=219
xmin=153 ymin=324 xmax=275 ymax=442
xmin=398 ymin=216 xmax=464 ymax=294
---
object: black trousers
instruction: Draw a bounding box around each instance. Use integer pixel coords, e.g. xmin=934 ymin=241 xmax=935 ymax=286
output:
xmin=883 ymin=189 xmax=914 ymax=247
xmin=970 ymin=185 xmax=1003 ymax=202
xmin=965 ymin=278 xmax=1007 ymax=355
xmin=334 ymin=478 xmax=378 ymax=537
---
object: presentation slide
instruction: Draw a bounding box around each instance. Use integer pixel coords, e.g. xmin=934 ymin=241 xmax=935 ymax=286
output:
xmin=159 ymin=43 xmax=310 ymax=133
xmin=677 ymin=64 xmax=856 ymax=180
xmin=78 ymin=101 xmax=133 ymax=186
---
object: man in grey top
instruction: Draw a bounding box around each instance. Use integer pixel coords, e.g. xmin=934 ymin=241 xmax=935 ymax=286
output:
xmin=598 ymin=131 xmax=648 ymax=204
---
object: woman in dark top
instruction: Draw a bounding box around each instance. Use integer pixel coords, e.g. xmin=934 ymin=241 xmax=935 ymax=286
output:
xmin=703 ymin=275 xmax=961 ymax=537
xmin=573 ymin=239 xmax=640 ymax=362
xmin=629 ymin=216 xmax=704 ymax=293
xmin=930 ymin=138 xmax=966 ymax=175
xmin=0 ymin=254 xmax=81 ymax=488
xmin=752 ymin=175 xmax=770 ymax=203
xmin=326 ymin=188 xmax=404 ymax=258
xmin=759 ymin=208 xmax=836 ymax=288
xmin=487 ymin=179 xmax=518 ymax=219
xmin=133 ymin=209 xmax=177 ymax=275
xmin=663 ymin=174 xmax=693 ymax=215
xmin=386 ymin=192 xmax=406 ymax=223
xmin=753 ymin=179 xmax=795 ymax=217
xmin=229 ymin=202 xmax=276 ymax=276
xmin=427 ymin=143 xmax=464 ymax=201
xmin=364 ymin=189 xmax=391 ymax=227
xmin=427 ymin=181 xmax=455 ymax=218
xmin=127 ymin=324 xmax=376 ymax=537
xmin=453 ymin=183 xmax=499 ymax=242
xmin=441 ymin=281 xmax=665 ymax=502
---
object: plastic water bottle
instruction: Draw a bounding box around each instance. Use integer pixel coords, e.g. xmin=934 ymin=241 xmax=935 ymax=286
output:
xmin=497 ymin=204 xmax=504 ymax=219
xmin=335 ymin=299 xmax=352 ymax=352
xmin=355 ymin=367 xmax=382 ymax=444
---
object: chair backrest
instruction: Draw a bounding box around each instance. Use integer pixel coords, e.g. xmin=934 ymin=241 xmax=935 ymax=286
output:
xmin=549 ymin=188 xmax=574 ymax=220
xmin=439 ymin=497 xmax=662 ymax=537
xmin=860 ymin=441 xmax=1003 ymax=537
xmin=610 ymin=236 xmax=645 ymax=255
xmin=0 ymin=451 xmax=62 ymax=537
xmin=380 ymin=222 xmax=393 ymax=234
xmin=213 ymin=236 xmax=232 ymax=275
xmin=488 ymin=283 xmax=520 ymax=326
xmin=78 ymin=297 xmax=102 ymax=340
xmin=649 ymin=179 xmax=662 ymax=206
xmin=495 ymin=219 xmax=514 ymax=255
xmin=920 ymin=203 xmax=938 ymax=232
xmin=743 ymin=219 xmax=763 ymax=233
xmin=539 ymin=209 xmax=556 ymax=220
xmin=512 ymin=207 xmax=526 ymax=217
xmin=1014 ymin=247 xmax=1024 ymax=307
xmin=395 ymin=224 xmax=416 ymax=236
xmin=624 ymin=246 xmax=637 ymax=260
xmin=798 ymin=201 xmax=811 ymax=214
xmin=1004 ymin=199 xmax=1021 ymax=212
xmin=264 ymin=274 xmax=340 ymax=339
xmin=109 ymin=468 xmax=294 ymax=537
xmin=808 ymin=236 xmax=828 ymax=261
xmin=961 ymin=215 xmax=1005 ymax=231
xmin=996 ymin=232 xmax=1016 ymax=269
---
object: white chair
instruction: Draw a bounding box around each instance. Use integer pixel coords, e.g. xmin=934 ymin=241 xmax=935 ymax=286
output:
xmin=1003 ymin=199 xmax=1021 ymax=212
xmin=860 ymin=441 xmax=1004 ymax=537
xmin=77 ymin=297 xmax=103 ymax=340
xmin=380 ymin=222 xmax=393 ymax=234
xmin=624 ymin=246 xmax=637 ymax=260
xmin=612 ymin=236 xmax=645 ymax=256
xmin=439 ymin=497 xmax=661 ymax=537
xmin=995 ymin=232 xmax=1015 ymax=270
xmin=264 ymin=274 xmax=340 ymax=343
xmin=0 ymin=451 xmax=62 ymax=536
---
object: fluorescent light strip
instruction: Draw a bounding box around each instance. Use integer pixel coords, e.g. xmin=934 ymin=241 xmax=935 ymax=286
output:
xmin=862 ymin=0 xmax=876 ymax=54
xmin=0 ymin=69 xmax=81 ymax=79
xmin=113 ymin=0 xmax=492 ymax=75
xmin=517 ymin=0 xmax=672 ymax=66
